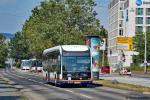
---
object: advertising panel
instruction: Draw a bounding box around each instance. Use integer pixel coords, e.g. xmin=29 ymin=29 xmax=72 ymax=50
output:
xmin=91 ymin=38 xmax=100 ymax=72
xmin=86 ymin=36 xmax=103 ymax=80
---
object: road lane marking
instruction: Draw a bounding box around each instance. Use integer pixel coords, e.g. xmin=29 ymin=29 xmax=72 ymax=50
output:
xmin=38 ymin=82 xmax=44 ymax=84
xmin=65 ymin=90 xmax=73 ymax=93
xmin=80 ymin=94 xmax=93 ymax=99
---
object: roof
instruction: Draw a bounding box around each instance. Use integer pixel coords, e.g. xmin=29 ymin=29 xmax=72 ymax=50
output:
xmin=43 ymin=45 xmax=89 ymax=55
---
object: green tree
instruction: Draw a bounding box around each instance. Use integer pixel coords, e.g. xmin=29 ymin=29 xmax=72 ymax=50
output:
xmin=0 ymin=34 xmax=7 ymax=67
xmin=133 ymin=30 xmax=150 ymax=63
xmin=21 ymin=0 xmax=105 ymax=58
xmin=9 ymin=32 xmax=31 ymax=60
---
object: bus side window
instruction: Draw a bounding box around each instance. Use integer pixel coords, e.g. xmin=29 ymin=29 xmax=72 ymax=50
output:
xmin=92 ymin=57 xmax=94 ymax=63
xmin=63 ymin=65 xmax=66 ymax=71
xmin=58 ymin=55 xmax=60 ymax=61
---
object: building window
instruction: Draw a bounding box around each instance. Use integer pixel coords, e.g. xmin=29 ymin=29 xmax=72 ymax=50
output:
xmin=120 ymin=3 xmax=124 ymax=10
xmin=146 ymin=26 xmax=150 ymax=31
xmin=136 ymin=26 xmax=143 ymax=33
xmin=136 ymin=17 xmax=143 ymax=24
xmin=124 ymin=0 xmax=129 ymax=9
xmin=146 ymin=8 xmax=150 ymax=15
xmin=120 ymin=11 xmax=124 ymax=19
xmin=119 ymin=29 xmax=123 ymax=36
xmin=136 ymin=8 xmax=143 ymax=15
xmin=146 ymin=17 xmax=150 ymax=24
xmin=119 ymin=20 xmax=123 ymax=27
xmin=126 ymin=10 xmax=128 ymax=22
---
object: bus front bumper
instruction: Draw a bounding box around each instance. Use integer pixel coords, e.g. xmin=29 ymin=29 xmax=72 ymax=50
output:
xmin=57 ymin=80 xmax=93 ymax=85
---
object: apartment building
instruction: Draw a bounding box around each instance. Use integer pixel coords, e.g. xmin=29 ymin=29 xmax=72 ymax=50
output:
xmin=108 ymin=0 xmax=150 ymax=70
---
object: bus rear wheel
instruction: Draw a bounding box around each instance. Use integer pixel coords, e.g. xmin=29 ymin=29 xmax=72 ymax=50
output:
xmin=55 ymin=80 xmax=59 ymax=87
xmin=81 ymin=84 xmax=87 ymax=87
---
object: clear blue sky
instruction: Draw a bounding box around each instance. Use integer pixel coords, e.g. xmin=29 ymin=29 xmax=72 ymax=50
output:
xmin=0 ymin=0 xmax=109 ymax=34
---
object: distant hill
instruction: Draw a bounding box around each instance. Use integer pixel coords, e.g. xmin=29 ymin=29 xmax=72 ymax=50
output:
xmin=0 ymin=33 xmax=14 ymax=39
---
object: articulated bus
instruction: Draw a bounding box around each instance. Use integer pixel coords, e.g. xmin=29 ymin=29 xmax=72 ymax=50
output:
xmin=42 ymin=45 xmax=92 ymax=86
xmin=30 ymin=59 xmax=42 ymax=72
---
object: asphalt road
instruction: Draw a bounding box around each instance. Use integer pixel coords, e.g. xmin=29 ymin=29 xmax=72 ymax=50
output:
xmin=0 ymin=70 xmax=22 ymax=100
xmin=1 ymin=69 xmax=150 ymax=100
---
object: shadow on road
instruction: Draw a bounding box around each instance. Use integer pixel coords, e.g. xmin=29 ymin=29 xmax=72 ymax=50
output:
xmin=46 ymin=82 xmax=103 ymax=88
xmin=0 ymin=96 xmax=22 ymax=100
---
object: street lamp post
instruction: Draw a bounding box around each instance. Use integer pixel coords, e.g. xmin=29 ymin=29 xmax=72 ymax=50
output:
xmin=144 ymin=28 xmax=147 ymax=74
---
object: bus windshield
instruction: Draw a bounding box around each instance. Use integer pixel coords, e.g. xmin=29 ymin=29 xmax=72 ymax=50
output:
xmin=62 ymin=56 xmax=91 ymax=72
xmin=32 ymin=60 xmax=42 ymax=67
xmin=36 ymin=61 xmax=42 ymax=67
xmin=22 ymin=61 xmax=32 ymax=67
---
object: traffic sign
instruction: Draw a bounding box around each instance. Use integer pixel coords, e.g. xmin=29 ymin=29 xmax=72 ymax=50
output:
xmin=116 ymin=37 xmax=133 ymax=51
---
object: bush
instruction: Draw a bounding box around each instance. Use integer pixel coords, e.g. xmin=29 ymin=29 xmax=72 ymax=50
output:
xmin=16 ymin=63 xmax=21 ymax=68
xmin=129 ymin=66 xmax=150 ymax=71
xmin=0 ymin=63 xmax=5 ymax=68
xmin=129 ymin=66 xmax=144 ymax=71
xmin=147 ymin=66 xmax=150 ymax=71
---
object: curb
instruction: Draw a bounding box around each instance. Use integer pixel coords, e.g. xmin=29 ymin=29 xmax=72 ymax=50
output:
xmin=143 ymin=92 xmax=150 ymax=94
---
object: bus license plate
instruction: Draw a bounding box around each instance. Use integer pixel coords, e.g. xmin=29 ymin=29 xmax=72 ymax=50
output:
xmin=74 ymin=82 xmax=80 ymax=84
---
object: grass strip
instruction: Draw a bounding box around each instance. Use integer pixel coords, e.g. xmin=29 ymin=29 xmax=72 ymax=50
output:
xmin=94 ymin=79 xmax=150 ymax=93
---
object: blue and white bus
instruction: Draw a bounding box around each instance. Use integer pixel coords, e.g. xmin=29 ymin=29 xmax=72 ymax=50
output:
xmin=42 ymin=45 xmax=92 ymax=86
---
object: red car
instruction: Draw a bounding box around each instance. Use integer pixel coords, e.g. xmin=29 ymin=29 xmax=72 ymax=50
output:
xmin=100 ymin=66 xmax=110 ymax=73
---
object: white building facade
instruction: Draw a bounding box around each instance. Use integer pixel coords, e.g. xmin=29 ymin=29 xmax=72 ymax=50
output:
xmin=108 ymin=0 xmax=150 ymax=69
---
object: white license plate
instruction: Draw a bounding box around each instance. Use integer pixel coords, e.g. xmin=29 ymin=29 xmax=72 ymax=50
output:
xmin=74 ymin=82 xmax=80 ymax=84
xmin=68 ymin=77 xmax=71 ymax=80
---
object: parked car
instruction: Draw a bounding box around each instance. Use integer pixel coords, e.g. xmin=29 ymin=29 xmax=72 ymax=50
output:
xmin=100 ymin=66 xmax=110 ymax=73
xmin=119 ymin=67 xmax=131 ymax=76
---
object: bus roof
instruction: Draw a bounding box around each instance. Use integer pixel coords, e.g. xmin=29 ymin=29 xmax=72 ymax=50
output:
xmin=43 ymin=45 xmax=89 ymax=55
xmin=21 ymin=60 xmax=30 ymax=62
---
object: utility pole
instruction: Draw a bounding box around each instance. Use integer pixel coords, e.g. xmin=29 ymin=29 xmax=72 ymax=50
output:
xmin=144 ymin=27 xmax=147 ymax=74
xmin=102 ymin=50 xmax=105 ymax=66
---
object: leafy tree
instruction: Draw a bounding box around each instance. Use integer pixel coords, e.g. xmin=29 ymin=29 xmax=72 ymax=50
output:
xmin=21 ymin=0 xmax=105 ymax=58
xmin=0 ymin=34 xmax=7 ymax=67
xmin=133 ymin=30 xmax=150 ymax=63
xmin=9 ymin=32 xmax=31 ymax=60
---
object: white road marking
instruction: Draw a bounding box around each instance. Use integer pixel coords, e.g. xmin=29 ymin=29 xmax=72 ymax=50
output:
xmin=80 ymin=94 xmax=93 ymax=99
xmin=38 ymin=82 xmax=44 ymax=84
xmin=64 ymin=89 xmax=94 ymax=99
xmin=65 ymin=89 xmax=73 ymax=93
